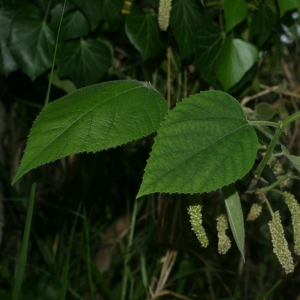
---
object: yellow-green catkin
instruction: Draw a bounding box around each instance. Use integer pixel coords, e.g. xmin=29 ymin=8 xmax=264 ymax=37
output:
xmin=247 ymin=203 xmax=263 ymax=221
xmin=187 ymin=196 xmax=209 ymax=248
xmin=158 ymin=0 xmax=172 ymax=31
xmin=283 ymin=191 xmax=300 ymax=255
xmin=268 ymin=211 xmax=294 ymax=274
xmin=216 ymin=214 xmax=231 ymax=254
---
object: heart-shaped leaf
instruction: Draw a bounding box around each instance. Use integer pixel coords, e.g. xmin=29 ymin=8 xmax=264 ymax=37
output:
xmin=215 ymin=38 xmax=259 ymax=91
xmin=70 ymin=0 xmax=102 ymax=31
xmin=137 ymin=91 xmax=258 ymax=197
xmin=222 ymin=184 xmax=245 ymax=261
xmin=12 ymin=81 xmax=168 ymax=184
xmin=170 ymin=0 xmax=204 ymax=58
xmin=51 ymin=4 xmax=90 ymax=41
xmin=194 ymin=23 xmax=225 ymax=87
xmin=125 ymin=6 xmax=164 ymax=61
xmin=57 ymin=39 xmax=112 ymax=88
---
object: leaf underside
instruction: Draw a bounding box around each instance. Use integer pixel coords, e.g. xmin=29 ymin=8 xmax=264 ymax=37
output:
xmin=12 ymin=80 xmax=168 ymax=184
xmin=137 ymin=90 xmax=258 ymax=198
xmin=223 ymin=184 xmax=245 ymax=261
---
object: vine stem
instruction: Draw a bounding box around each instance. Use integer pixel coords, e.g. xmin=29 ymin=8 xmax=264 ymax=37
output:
xmin=248 ymin=120 xmax=279 ymax=128
xmin=259 ymin=175 xmax=289 ymax=193
xmin=280 ymin=111 xmax=300 ymax=129
xmin=264 ymin=196 xmax=274 ymax=218
xmin=254 ymin=126 xmax=282 ymax=178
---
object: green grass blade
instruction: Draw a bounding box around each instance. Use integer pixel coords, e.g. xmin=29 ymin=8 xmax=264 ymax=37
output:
xmin=60 ymin=202 xmax=82 ymax=300
xmin=12 ymin=181 xmax=36 ymax=300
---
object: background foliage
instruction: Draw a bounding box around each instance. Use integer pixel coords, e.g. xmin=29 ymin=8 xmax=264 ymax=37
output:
xmin=1 ymin=0 xmax=300 ymax=299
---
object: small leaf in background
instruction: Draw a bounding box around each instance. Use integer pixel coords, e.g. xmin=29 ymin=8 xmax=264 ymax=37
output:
xmin=215 ymin=37 xmax=259 ymax=91
xmin=57 ymin=39 xmax=112 ymax=88
xmin=250 ymin=4 xmax=277 ymax=47
xmin=222 ymin=184 xmax=245 ymax=261
xmin=277 ymin=0 xmax=300 ymax=18
xmin=137 ymin=91 xmax=258 ymax=197
xmin=125 ymin=6 xmax=164 ymax=61
xmin=9 ymin=18 xmax=55 ymax=81
xmin=224 ymin=0 xmax=248 ymax=33
xmin=70 ymin=0 xmax=102 ymax=31
xmin=255 ymin=102 xmax=277 ymax=120
xmin=170 ymin=0 xmax=204 ymax=58
xmin=48 ymin=70 xmax=77 ymax=94
xmin=281 ymin=145 xmax=300 ymax=173
xmin=51 ymin=4 xmax=90 ymax=41
xmin=12 ymin=81 xmax=168 ymax=184
xmin=194 ymin=23 xmax=225 ymax=87
xmin=0 ymin=8 xmax=18 ymax=76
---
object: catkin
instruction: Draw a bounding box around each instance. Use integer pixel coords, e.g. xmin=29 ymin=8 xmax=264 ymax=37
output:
xmin=283 ymin=192 xmax=300 ymax=255
xmin=187 ymin=196 xmax=209 ymax=248
xmin=247 ymin=202 xmax=263 ymax=221
xmin=268 ymin=211 xmax=294 ymax=274
xmin=158 ymin=0 xmax=172 ymax=31
xmin=216 ymin=213 xmax=231 ymax=254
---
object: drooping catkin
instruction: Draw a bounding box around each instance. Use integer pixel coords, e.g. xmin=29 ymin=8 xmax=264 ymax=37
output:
xmin=247 ymin=193 xmax=263 ymax=221
xmin=187 ymin=195 xmax=209 ymax=248
xmin=158 ymin=0 xmax=172 ymax=31
xmin=268 ymin=211 xmax=294 ymax=274
xmin=247 ymin=203 xmax=263 ymax=221
xmin=283 ymin=191 xmax=300 ymax=255
xmin=216 ymin=213 xmax=231 ymax=254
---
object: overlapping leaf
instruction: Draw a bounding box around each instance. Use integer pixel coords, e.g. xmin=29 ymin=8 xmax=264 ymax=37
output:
xmin=125 ymin=7 xmax=164 ymax=61
xmin=224 ymin=0 xmax=248 ymax=33
xmin=250 ymin=4 xmax=277 ymax=47
xmin=12 ymin=81 xmax=168 ymax=184
xmin=222 ymin=184 xmax=245 ymax=261
xmin=101 ymin=0 xmax=123 ymax=24
xmin=215 ymin=38 xmax=258 ymax=91
xmin=57 ymin=39 xmax=112 ymax=88
xmin=170 ymin=0 xmax=204 ymax=58
xmin=137 ymin=91 xmax=258 ymax=197
xmin=51 ymin=4 xmax=90 ymax=41
xmin=9 ymin=18 xmax=55 ymax=81
xmin=70 ymin=0 xmax=102 ymax=31
xmin=194 ymin=24 xmax=225 ymax=87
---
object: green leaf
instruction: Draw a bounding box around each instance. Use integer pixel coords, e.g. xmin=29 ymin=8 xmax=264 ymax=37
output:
xmin=12 ymin=81 xmax=168 ymax=185
xmin=137 ymin=91 xmax=258 ymax=197
xmin=70 ymin=0 xmax=102 ymax=31
xmin=51 ymin=4 xmax=90 ymax=41
xmin=255 ymin=102 xmax=277 ymax=120
xmin=250 ymin=4 xmax=277 ymax=47
xmin=277 ymin=0 xmax=300 ymax=17
xmin=281 ymin=145 xmax=300 ymax=173
xmin=215 ymin=38 xmax=259 ymax=91
xmin=125 ymin=7 xmax=164 ymax=61
xmin=9 ymin=18 xmax=55 ymax=81
xmin=0 ymin=8 xmax=18 ymax=76
xmin=224 ymin=0 xmax=248 ymax=33
xmin=194 ymin=23 xmax=225 ymax=87
xmin=222 ymin=184 xmax=245 ymax=261
xmin=57 ymin=39 xmax=112 ymax=88
xmin=101 ymin=0 xmax=123 ymax=24
xmin=170 ymin=0 xmax=204 ymax=58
